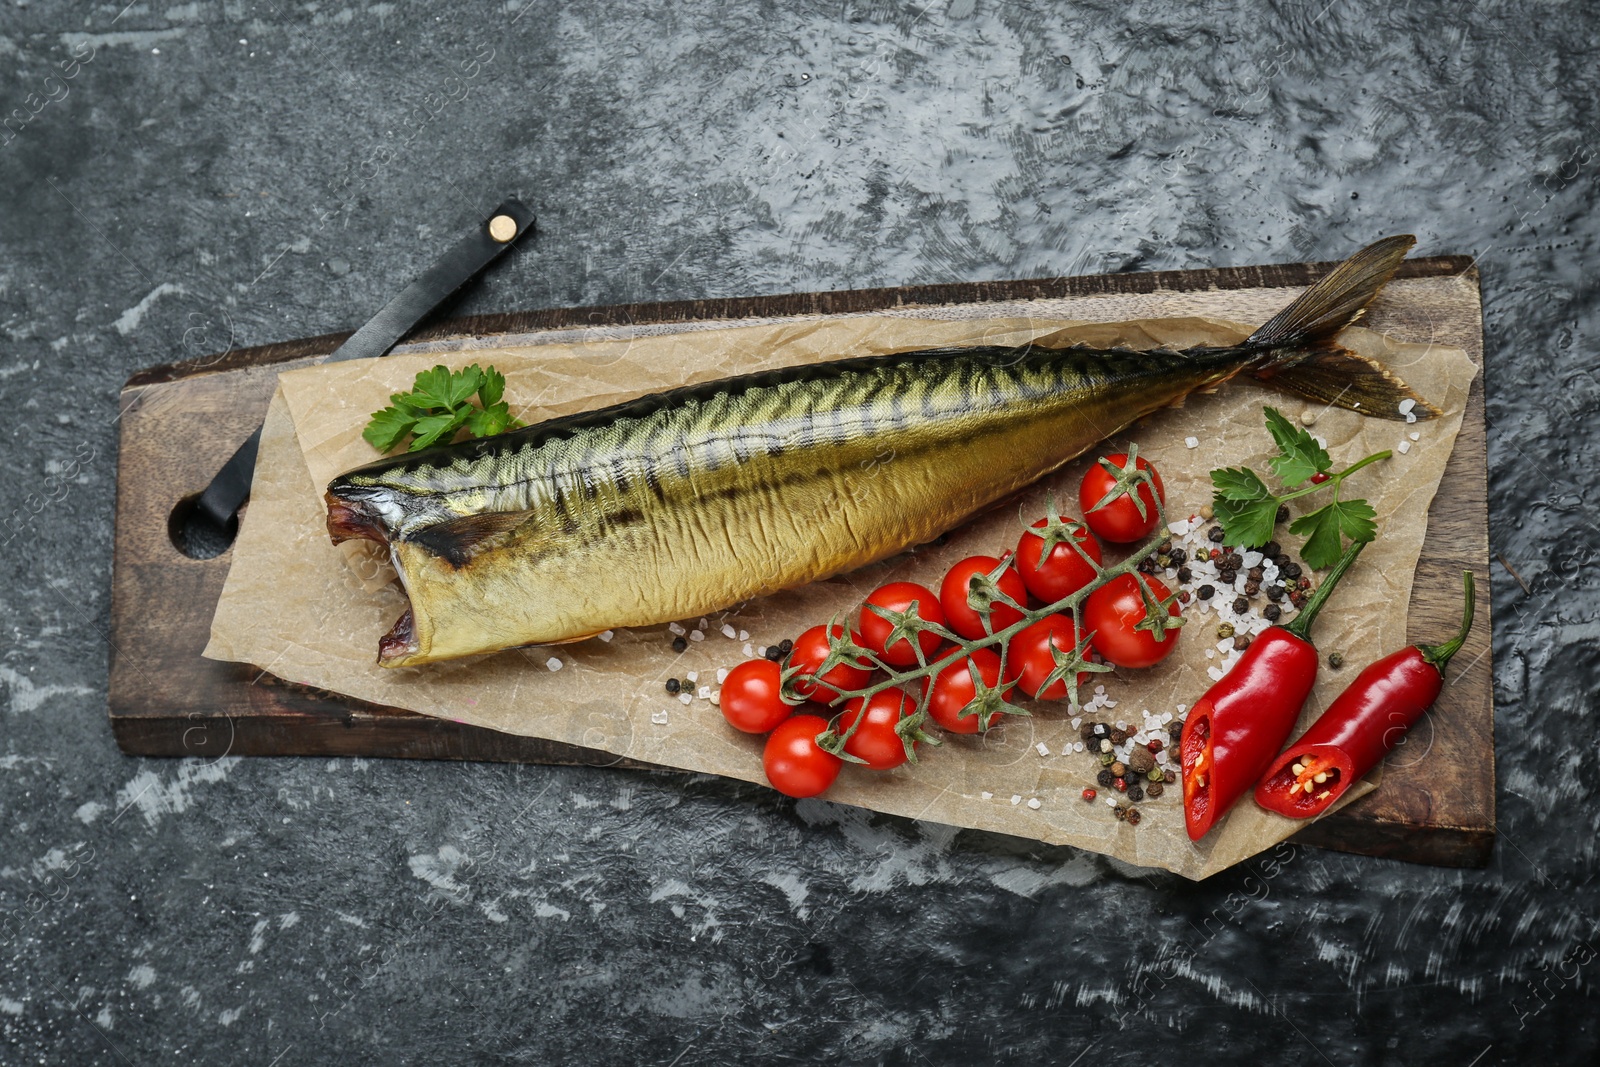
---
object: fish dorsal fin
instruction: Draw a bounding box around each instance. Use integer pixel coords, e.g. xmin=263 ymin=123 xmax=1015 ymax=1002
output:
xmin=406 ymin=511 xmax=533 ymax=568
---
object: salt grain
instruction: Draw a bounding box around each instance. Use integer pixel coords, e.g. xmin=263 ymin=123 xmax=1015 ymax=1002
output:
xmin=688 ymin=630 xmax=705 ymax=642
xmin=546 ymin=657 xmax=563 ymax=671
xmin=1207 ymin=665 xmax=1225 ymax=681
xmin=1011 ymin=795 xmax=1022 ymax=805
xmin=1027 ymin=798 xmax=1042 ymax=810
xmin=721 ymin=624 xmax=738 ymax=639
xmin=598 ymin=630 xmax=614 ymax=643
xmin=698 ymin=618 xmax=710 ymax=630
xmin=1185 ymin=436 xmax=1200 ymax=449
xmin=742 ymin=642 xmax=754 ymax=656
xmin=679 ymin=692 xmax=692 ymax=705
xmin=738 ymin=630 xmax=750 ymax=642
xmin=716 ymin=668 xmax=729 ymax=684
xmin=697 ymin=686 xmax=711 ymax=699
xmin=668 ymin=622 xmax=686 ymax=636
xmin=1398 ymin=440 xmax=1412 ymax=454
xmin=652 ymin=709 xmax=669 ymax=724
xmin=1409 ymin=431 xmax=1421 ymax=441
xmin=981 ymin=791 xmax=994 ymax=800
xmin=1036 ymin=742 xmax=1051 ymax=757
xmin=686 ymin=671 xmax=698 ymax=682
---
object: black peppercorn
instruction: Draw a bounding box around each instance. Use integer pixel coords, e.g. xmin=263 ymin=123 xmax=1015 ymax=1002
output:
xmin=1197 ymin=584 xmax=1214 ymax=600
xmin=672 ymin=635 xmax=688 ymax=653
xmin=1263 ymin=540 xmax=1282 ymax=557
xmin=1244 ymin=580 xmax=1261 ymax=596
xmin=1109 ymin=727 xmax=1128 ymax=745
xmin=665 ymin=678 xmax=681 ymax=694
xmin=1169 ymin=548 xmax=1187 ymax=565
xmin=1097 ymin=768 xmax=1116 ymax=788
xmin=1282 ymin=561 xmax=1303 ymax=580
xmin=1266 ymin=585 xmax=1285 ymax=602
xmin=1178 ymin=565 xmax=1193 ymax=583
xmin=764 ymin=645 xmax=784 ymax=662
xmin=1264 ymin=604 xmax=1282 ymax=622
xmin=779 ymin=638 xmax=794 ymax=654
xmin=1233 ymin=596 xmax=1249 ymax=614
xmin=1127 ymin=784 xmax=1144 ymax=803
xmin=1275 ymin=504 xmax=1290 ymax=524
xmin=1208 ymin=525 xmax=1225 ymax=543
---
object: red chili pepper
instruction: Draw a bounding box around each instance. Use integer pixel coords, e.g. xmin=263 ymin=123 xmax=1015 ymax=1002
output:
xmin=1179 ymin=541 xmax=1366 ymax=841
xmin=1254 ymin=571 xmax=1475 ymax=819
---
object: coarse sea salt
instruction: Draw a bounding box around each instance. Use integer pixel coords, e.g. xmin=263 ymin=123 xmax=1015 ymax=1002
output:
xmin=1027 ymin=798 xmax=1042 ymax=810
xmin=688 ymin=630 xmax=705 ymax=642
xmin=686 ymin=671 xmax=698 ymax=682
xmin=1036 ymin=742 xmax=1051 ymax=757
xmin=1185 ymin=436 xmax=1200 ymax=449
xmin=1207 ymin=665 xmax=1225 ymax=681
xmin=679 ymin=692 xmax=692 ymax=705
xmin=546 ymin=657 xmax=563 ymax=671
xmin=1398 ymin=439 xmax=1412 ymax=454
xmin=598 ymin=630 xmax=614 ymax=642
xmin=742 ymin=642 xmax=754 ymax=656
xmin=697 ymin=686 xmax=711 ymax=699
xmin=652 ymin=709 xmax=669 ymax=725
xmin=1409 ymin=431 xmax=1420 ymax=441
xmin=981 ymin=791 xmax=994 ymax=800
xmin=698 ymin=618 xmax=710 ymax=630
xmin=721 ymin=624 xmax=738 ymax=639
xmin=1011 ymin=795 xmax=1022 ymax=805
xmin=717 ymin=667 xmax=729 ymax=684
xmin=738 ymin=630 xmax=750 ymax=642
xmin=668 ymin=622 xmax=686 ymax=636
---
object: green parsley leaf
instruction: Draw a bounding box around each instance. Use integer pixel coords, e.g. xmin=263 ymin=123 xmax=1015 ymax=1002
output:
xmin=1289 ymin=499 xmax=1378 ymax=569
xmin=477 ymin=365 xmax=507 ymax=409
xmin=1210 ymin=466 xmax=1277 ymax=547
xmin=409 ymin=408 xmax=470 ymax=451
xmin=464 ymin=401 xmax=515 ymax=438
xmin=362 ymin=405 xmax=418 ymax=453
xmin=364 ymin=363 xmax=522 ymax=453
xmin=1263 ymin=406 xmax=1331 ymax=487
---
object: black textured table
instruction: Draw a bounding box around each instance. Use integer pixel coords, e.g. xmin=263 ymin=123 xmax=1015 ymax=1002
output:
xmin=1 ymin=3 xmax=1594 ymax=1064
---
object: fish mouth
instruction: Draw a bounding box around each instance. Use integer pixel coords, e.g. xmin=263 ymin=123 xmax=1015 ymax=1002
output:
xmin=325 ymin=490 xmax=390 ymax=546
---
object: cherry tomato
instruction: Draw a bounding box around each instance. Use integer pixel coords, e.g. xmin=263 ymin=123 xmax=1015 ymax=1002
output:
xmin=763 ymin=714 xmax=842 ymax=797
xmin=837 ymin=689 xmax=917 ymax=770
xmin=927 ymin=648 xmax=1007 ymax=734
xmin=788 ymin=623 xmax=873 ymax=703
xmin=1079 ymin=453 xmax=1165 ymax=543
xmin=719 ymin=658 xmax=793 ymax=733
xmin=858 ymin=582 xmax=946 ymax=667
xmin=1083 ymin=574 xmax=1182 ymax=668
xmin=1014 ymin=517 xmax=1102 ymax=603
xmin=939 ymin=555 xmax=1029 ymax=640
xmin=1006 ymin=613 xmax=1090 ymax=700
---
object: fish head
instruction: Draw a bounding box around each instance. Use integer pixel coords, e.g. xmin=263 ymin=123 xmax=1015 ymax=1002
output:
xmin=324 ymin=482 xmax=401 ymax=545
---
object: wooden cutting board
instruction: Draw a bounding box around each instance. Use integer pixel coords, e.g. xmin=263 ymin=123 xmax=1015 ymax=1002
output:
xmin=109 ymin=253 xmax=1495 ymax=867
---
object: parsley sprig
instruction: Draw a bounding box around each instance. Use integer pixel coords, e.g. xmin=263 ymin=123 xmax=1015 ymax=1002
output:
xmin=1210 ymin=407 xmax=1389 ymax=569
xmin=363 ymin=364 xmax=524 ymax=453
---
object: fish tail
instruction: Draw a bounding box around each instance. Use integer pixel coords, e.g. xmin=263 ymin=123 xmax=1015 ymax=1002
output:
xmin=1242 ymin=235 xmax=1443 ymax=419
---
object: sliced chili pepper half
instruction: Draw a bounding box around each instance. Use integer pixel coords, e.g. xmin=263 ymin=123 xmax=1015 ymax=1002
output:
xmin=1255 ymin=571 xmax=1474 ymax=819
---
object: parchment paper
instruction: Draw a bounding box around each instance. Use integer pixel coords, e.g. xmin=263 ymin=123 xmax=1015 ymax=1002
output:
xmin=204 ymin=311 xmax=1478 ymax=879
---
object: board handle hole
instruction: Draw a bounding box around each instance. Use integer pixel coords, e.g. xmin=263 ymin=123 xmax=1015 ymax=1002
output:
xmin=168 ymin=493 xmax=238 ymax=560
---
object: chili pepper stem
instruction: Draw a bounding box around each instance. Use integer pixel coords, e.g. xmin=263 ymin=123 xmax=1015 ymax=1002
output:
xmin=1418 ymin=571 xmax=1475 ymax=670
xmin=1280 ymin=539 xmax=1367 ymax=642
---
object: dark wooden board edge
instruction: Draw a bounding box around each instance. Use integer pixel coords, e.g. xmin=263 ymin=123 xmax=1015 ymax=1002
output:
xmin=123 ymin=254 xmax=1476 ymax=388
xmin=111 ymin=254 xmax=1494 ymax=870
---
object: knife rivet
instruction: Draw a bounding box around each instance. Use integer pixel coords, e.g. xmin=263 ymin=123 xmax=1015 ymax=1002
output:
xmin=488 ymin=214 xmax=518 ymax=243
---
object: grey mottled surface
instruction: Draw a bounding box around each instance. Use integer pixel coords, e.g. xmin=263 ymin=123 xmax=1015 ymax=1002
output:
xmin=2 ymin=1 xmax=1597 ymax=1064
